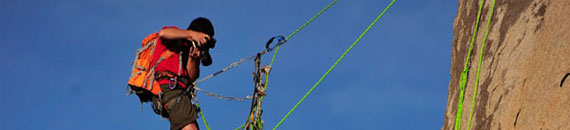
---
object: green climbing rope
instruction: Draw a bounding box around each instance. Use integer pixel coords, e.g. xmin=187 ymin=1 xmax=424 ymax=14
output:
xmin=234 ymin=123 xmax=245 ymax=130
xmin=466 ymin=0 xmax=496 ymax=130
xmin=196 ymin=102 xmax=211 ymax=130
xmin=454 ymin=0 xmax=497 ymax=129
xmin=271 ymin=0 xmax=396 ymax=129
xmin=267 ymin=0 xmax=339 ymax=70
xmin=454 ymin=0 xmax=486 ymax=129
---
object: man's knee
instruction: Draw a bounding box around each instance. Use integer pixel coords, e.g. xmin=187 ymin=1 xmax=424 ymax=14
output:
xmin=181 ymin=121 xmax=199 ymax=130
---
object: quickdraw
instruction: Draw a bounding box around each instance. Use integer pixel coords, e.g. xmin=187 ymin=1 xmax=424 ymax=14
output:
xmin=239 ymin=53 xmax=270 ymax=130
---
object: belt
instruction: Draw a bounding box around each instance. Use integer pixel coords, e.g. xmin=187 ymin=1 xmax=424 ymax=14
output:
xmin=155 ymin=71 xmax=190 ymax=89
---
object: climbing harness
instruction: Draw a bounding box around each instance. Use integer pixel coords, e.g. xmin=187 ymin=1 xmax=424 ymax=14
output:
xmin=453 ymin=0 xmax=496 ymax=130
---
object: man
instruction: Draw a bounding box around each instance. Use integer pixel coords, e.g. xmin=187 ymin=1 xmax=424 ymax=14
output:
xmin=152 ymin=17 xmax=215 ymax=130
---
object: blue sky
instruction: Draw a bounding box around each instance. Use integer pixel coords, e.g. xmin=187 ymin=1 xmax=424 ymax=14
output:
xmin=0 ymin=0 xmax=457 ymax=129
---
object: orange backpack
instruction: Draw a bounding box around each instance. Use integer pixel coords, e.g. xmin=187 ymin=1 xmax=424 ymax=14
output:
xmin=127 ymin=33 xmax=177 ymax=102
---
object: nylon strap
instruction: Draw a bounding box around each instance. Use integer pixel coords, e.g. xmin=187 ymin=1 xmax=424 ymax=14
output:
xmin=178 ymin=51 xmax=182 ymax=77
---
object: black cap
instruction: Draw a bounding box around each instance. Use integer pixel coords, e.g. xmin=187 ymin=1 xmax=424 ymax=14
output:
xmin=187 ymin=17 xmax=215 ymax=37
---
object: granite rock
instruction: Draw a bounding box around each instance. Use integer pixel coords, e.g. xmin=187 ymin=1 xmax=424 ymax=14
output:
xmin=443 ymin=0 xmax=570 ymax=129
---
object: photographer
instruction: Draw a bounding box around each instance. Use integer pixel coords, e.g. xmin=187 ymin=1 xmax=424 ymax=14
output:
xmin=153 ymin=17 xmax=215 ymax=130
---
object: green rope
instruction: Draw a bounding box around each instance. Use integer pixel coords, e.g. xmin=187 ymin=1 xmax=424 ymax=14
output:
xmin=268 ymin=0 xmax=339 ymax=68
xmin=453 ymin=0 xmax=486 ymax=129
xmin=271 ymin=0 xmax=396 ymax=129
xmin=466 ymin=0 xmax=496 ymax=129
xmin=234 ymin=123 xmax=245 ymax=130
xmin=196 ymin=102 xmax=211 ymax=130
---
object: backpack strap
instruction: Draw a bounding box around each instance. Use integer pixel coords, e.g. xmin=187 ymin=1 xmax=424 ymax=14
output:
xmin=178 ymin=51 xmax=183 ymax=76
xmin=145 ymin=50 xmax=174 ymax=91
xmin=174 ymin=51 xmax=183 ymax=89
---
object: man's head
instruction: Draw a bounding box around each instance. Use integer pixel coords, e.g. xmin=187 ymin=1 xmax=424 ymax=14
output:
xmin=187 ymin=17 xmax=215 ymax=66
xmin=187 ymin=17 xmax=215 ymax=37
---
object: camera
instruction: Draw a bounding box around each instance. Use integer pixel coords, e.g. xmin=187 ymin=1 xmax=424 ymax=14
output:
xmin=190 ymin=38 xmax=216 ymax=66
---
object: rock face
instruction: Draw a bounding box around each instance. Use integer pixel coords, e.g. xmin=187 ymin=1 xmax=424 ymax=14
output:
xmin=443 ymin=0 xmax=570 ymax=130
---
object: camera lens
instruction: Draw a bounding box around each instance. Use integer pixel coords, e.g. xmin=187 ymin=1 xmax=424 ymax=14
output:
xmin=201 ymin=49 xmax=212 ymax=66
xmin=207 ymin=38 xmax=216 ymax=48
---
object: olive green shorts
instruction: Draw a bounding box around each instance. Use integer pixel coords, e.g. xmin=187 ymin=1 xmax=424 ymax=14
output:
xmin=152 ymin=84 xmax=199 ymax=130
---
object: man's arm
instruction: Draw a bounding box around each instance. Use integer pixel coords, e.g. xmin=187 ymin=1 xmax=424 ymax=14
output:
xmin=158 ymin=27 xmax=210 ymax=45
xmin=187 ymin=47 xmax=201 ymax=82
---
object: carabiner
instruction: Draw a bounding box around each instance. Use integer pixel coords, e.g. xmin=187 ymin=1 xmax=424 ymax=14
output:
xmin=265 ymin=35 xmax=287 ymax=51
xmin=168 ymin=77 xmax=177 ymax=89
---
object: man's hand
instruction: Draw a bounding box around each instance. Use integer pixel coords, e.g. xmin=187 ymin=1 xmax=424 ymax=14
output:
xmin=189 ymin=45 xmax=201 ymax=59
xmin=187 ymin=44 xmax=201 ymax=82
xmin=186 ymin=30 xmax=210 ymax=46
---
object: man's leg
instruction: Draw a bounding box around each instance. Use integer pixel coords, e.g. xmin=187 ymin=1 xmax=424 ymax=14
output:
xmin=181 ymin=121 xmax=199 ymax=130
xmin=160 ymin=85 xmax=199 ymax=130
